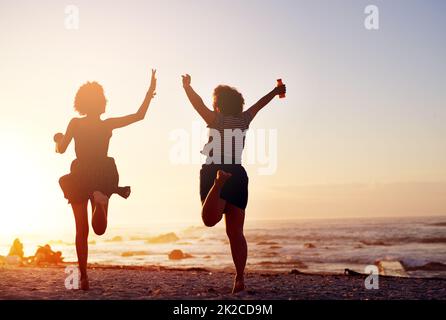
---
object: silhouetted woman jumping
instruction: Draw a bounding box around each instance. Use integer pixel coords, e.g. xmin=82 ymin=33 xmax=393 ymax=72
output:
xmin=182 ymin=74 xmax=286 ymax=293
xmin=54 ymin=69 xmax=157 ymax=290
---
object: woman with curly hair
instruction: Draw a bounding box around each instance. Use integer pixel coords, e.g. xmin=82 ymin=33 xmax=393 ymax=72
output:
xmin=54 ymin=69 xmax=157 ymax=290
xmin=182 ymin=74 xmax=286 ymax=293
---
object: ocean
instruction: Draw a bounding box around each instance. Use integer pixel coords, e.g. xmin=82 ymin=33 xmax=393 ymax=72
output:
xmin=1 ymin=216 xmax=445 ymax=279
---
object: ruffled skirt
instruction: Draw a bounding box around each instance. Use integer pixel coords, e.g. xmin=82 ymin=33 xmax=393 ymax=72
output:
xmin=59 ymin=157 xmax=119 ymax=204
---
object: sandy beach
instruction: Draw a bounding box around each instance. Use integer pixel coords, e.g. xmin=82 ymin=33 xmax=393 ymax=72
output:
xmin=1 ymin=265 xmax=445 ymax=300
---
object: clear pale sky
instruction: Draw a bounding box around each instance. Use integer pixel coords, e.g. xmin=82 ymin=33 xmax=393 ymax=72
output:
xmin=0 ymin=0 xmax=445 ymax=237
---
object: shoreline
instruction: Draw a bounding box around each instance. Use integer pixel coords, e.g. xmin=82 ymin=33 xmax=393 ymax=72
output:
xmin=1 ymin=264 xmax=445 ymax=300
xmin=3 ymin=262 xmax=446 ymax=280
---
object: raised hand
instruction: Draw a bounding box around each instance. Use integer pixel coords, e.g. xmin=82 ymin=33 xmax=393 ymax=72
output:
xmin=274 ymin=84 xmax=286 ymax=97
xmin=148 ymin=69 xmax=157 ymax=97
xmin=182 ymin=74 xmax=215 ymax=125
xmin=182 ymin=74 xmax=191 ymax=88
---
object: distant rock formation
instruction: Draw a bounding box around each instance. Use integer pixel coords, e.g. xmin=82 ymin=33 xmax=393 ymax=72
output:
xmin=304 ymin=243 xmax=316 ymax=249
xmin=147 ymin=232 xmax=179 ymax=244
xmin=168 ymin=249 xmax=193 ymax=260
xmin=376 ymin=260 xmax=408 ymax=277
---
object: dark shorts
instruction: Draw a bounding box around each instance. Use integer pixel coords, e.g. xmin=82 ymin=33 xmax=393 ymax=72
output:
xmin=200 ymin=164 xmax=249 ymax=210
xmin=59 ymin=157 xmax=119 ymax=204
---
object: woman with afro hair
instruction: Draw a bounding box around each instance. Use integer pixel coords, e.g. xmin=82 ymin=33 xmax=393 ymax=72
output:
xmin=54 ymin=70 xmax=157 ymax=290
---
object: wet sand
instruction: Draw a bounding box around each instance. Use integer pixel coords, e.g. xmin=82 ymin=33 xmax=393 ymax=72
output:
xmin=0 ymin=265 xmax=445 ymax=300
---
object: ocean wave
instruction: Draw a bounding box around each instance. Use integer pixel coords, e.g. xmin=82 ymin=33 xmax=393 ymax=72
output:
xmin=360 ymin=240 xmax=391 ymax=246
xmin=257 ymin=260 xmax=308 ymax=269
xmin=428 ymin=222 xmax=446 ymax=227
xmin=416 ymin=237 xmax=446 ymax=244
xmin=375 ymin=259 xmax=446 ymax=273
xmin=250 ymin=233 xmax=446 ymax=246
xmin=378 ymin=236 xmax=446 ymax=245
xmin=122 ymin=228 xmax=446 ymax=248
xmin=403 ymin=262 xmax=446 ymax=272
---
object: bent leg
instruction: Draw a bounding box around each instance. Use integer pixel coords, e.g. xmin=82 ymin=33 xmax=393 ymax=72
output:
xmin=201 ymin=170 xmax=231 ymax=227
xmin=71 ymin=201 xmax=90 ymax=290
xmin=91 ymin=191 xmax=109 ymax=236
xmin=225 ymin=204 xmax=247 ymax=293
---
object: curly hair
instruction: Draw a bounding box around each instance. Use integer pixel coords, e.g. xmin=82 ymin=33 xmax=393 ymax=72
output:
xmin=213 ymin=85 xmax=245 ymax=116
xmin=74 ymin=81 xmax=107 ymax=116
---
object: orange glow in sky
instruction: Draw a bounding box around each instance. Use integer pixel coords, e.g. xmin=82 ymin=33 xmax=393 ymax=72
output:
xmin=0 ymin=1 xmax=445 ymax=238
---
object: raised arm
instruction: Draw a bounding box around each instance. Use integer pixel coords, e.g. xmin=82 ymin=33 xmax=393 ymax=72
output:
xmin=182 ymin=74 xmax=215 ymax=125
xmin=246 ymin=83 xmax=286 ymax=119
xmin=105 ymin=69 xmax=157 ymax=130
xmin=54 ymin=118 xmax=77 ymax=154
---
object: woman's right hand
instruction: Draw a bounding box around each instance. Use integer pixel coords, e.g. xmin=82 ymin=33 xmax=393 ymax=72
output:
xmin=53 ymin=133 xmax=64 ymax=143
xmin=182 ymin=74 xmax=191 ymax=88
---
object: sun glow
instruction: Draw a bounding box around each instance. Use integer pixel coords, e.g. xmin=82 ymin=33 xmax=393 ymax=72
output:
xmin=0 ymin=134 xmax=53 ymax=237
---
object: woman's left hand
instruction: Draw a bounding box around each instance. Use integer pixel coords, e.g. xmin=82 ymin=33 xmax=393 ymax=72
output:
xmin=274 ymin=84 xmax=286 ymax=96
xmin=148 ymin=69 xmax=157 ymax=97
xmin=53 ymin=133 xmax=64 ymax=143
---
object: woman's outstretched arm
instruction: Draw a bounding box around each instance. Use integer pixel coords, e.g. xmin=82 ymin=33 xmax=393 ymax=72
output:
xmin=182 ymin=74 xmax=215 ymax=125
xmin=54 ymin=118 xmax=77 ymax=154
xmin=246 ymin=84 xmax=286 ymax=119
xmin=105 ymin=69 xmax=157 ymax=130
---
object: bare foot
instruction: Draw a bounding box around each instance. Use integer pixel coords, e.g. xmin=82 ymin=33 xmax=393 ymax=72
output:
xmin=215 ymin=170 xmax=232 ymax=186
xmin=92 ymin=191 xmax=108 ymax=235
xmin=232 ymin=276 xmax=245 ymax=294
xmin=117 ymin=186 xmax=131 ymax=199
xmin=80 ymin=276 xmax=89 ymax=291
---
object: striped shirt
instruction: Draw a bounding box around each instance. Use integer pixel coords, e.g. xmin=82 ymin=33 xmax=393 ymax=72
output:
xmin=202 ymin=111 xmax=254 ymax=164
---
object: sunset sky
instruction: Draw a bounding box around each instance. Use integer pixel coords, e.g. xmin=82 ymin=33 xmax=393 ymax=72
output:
xmin=0 ymin=0 xmax=445 ymax=238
